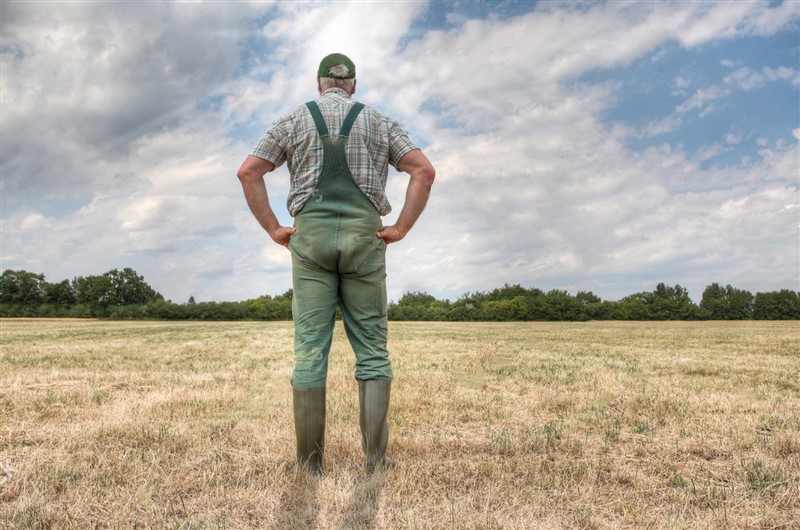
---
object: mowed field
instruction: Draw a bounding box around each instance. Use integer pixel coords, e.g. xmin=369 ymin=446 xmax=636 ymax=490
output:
xmin=0 ymin=320 xmax=798 ymax=529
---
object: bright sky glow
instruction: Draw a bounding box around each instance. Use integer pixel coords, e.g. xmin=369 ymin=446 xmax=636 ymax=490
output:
xmin=1 ymin=1 xmax=798 ymax=303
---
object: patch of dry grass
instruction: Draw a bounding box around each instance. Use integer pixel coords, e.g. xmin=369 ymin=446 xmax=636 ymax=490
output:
xmin=1 ymin=320 xmax=798 ymax=528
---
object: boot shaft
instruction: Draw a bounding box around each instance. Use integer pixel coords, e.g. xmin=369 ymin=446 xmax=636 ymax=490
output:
xmin=293 ymin=386 xmax=326 ymax=475
xmin=358 ymin=380 xmax=391 ymax=473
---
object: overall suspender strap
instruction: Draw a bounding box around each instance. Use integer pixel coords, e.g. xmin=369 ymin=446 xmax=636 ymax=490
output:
xmin=305 ymin=101 xmax=365 ymax=139
xmin=306 ymin=101 xmax=329 ymax=138
xmin=339 ymin=102 xmax=365 ymax=138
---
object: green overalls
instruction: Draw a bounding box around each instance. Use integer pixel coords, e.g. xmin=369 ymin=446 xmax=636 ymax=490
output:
xmin=288 ymin=101 xmax=392 ymax=389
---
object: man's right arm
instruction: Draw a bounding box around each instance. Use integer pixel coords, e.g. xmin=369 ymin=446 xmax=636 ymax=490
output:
xmin=237 ymin=155 xmax=296 ymax=247
xmin=377 ymin=149 xmax=435 ymax=244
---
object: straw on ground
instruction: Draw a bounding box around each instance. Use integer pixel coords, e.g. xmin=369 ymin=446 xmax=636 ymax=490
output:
xmin=1 ymin=320 xmax=798 ymax=528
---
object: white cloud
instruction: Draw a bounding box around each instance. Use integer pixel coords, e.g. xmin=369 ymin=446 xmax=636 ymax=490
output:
xmin=673 ymin=75 xmax=691 ymax=93
xmin=725 ymin=133 xmax=742 ymax=145
xmin=1 ymin=1 xmax=255 ymax=196
xmin=676 ymin=84 xmax=731 ymax=114
xmin=743 ymin=0 xmax=800 ymax=35
xmin=764 ymin=65 xmax=800 ymax=85
xmin=641 ymin=115 xmax=684 ymax=138
xmin=724 ymin=66 xmax=766 ymax=91
xmin=675 ymin=1 xmax=760 ymax=46
xmin=2 ymin=0 xmax=798 ymax=304
xmin=19 ymin=213 xmax=52 ymax=231
xmin=693 ymin=142 xmax=730 ymax=163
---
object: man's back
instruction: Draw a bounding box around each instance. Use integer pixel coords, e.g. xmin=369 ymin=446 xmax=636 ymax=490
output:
xmin=252 ymin=87 xmax=417 ymax=217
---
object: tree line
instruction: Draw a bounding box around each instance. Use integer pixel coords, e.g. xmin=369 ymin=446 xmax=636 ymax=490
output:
xmin=0 ymin=268 xmax=293 ymax=320
xmin=388 ymin=283 xmax=799 ymax=321
xmin=1 ymin=268 xmax=798 ymax=321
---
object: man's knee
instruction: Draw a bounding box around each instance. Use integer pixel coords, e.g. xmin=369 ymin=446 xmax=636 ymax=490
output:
xmin=355 ymin=353 xmax=393 ymax=382
xmin=292 ymin=346 xmax=329 ymax=388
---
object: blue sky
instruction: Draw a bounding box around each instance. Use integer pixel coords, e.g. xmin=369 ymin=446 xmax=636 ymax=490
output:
xmin=1 ymin=0 xmax=798 ymax=304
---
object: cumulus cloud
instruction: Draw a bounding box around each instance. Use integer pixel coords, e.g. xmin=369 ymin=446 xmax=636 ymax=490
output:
xmin=1 ymin=0 xmax=798 ymax=304
xmin=1 ymin=2 xmax=254 ymax=196
xmin=372 ymin=0 xmax=799 ymax=300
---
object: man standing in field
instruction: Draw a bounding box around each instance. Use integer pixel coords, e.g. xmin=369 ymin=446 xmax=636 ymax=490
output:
xmin=237 ymin=53 xmax=435 ymax=474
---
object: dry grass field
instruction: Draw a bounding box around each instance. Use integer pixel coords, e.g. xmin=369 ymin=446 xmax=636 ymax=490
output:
xmin=0 ymin=319 xmax=798 ymax=529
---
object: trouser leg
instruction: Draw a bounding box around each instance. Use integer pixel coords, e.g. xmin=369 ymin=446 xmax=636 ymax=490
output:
xmin=291 ymin=256 xmax=337 ymax=474
xmin=339 ymin=268 xmax=392 ymax=383
xmin=291 ymin=256 xmax=338 ymax=389
xmin=339 ymin=250 xmax=393 ymax=472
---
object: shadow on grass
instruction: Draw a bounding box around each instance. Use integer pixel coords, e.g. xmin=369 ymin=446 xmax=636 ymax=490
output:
xmin=273 ymin=464 xmax=321 ymax=529
xmin=341 ymin=470 xmax=387 ymax=529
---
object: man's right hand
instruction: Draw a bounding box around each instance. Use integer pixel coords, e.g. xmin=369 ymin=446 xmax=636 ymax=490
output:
xmin=270 ymin=226 xmax=297 ymax=248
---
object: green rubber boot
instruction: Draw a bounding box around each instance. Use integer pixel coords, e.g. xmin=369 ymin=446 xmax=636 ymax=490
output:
xmin=358 ymin=380 xmax=391 ymax=473
xmin=293 ymin=387 xmax=326 ymax=475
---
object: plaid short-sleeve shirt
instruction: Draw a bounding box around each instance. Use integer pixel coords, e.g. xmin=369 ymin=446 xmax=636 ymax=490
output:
xmin=251 ymin=88 xmax=418 ymax=216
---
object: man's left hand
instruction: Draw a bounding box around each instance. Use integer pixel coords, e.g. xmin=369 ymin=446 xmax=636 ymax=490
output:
xmin=377 ymin=225 xmax=405 ymax=244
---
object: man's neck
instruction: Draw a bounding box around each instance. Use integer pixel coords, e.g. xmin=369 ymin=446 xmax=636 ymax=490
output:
xmin=321 ymin=87 xmax=352 ymax=98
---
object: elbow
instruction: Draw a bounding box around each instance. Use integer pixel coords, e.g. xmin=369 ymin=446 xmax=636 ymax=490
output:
xmin=237 ymin=166 xmax=263 ymax=187
xmin=237 ymin=156 xmax=273 ymax=184
xmin=421 ymin=165 xmax=436 ymax=190
xmin=410 ymin=160 xmax=435 ymax=190
xmin=237 ymin=167 xmax=253 ymax=184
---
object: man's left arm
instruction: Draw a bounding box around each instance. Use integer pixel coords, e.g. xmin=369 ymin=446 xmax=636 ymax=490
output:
xmin=377 ymin=149 xmax=435 ymax=244
xmin=237 ymin=155 xmax=296 ymax=247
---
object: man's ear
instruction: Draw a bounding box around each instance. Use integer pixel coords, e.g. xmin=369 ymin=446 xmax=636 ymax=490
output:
xmin=317 ymin=77 xmax=323 ymax=94
xmin=351 ymin=79 xmax=357 ymax=95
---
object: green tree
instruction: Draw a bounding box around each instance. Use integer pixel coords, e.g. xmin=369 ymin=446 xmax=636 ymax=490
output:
xmin=71 ymin=268 xmax=163 ymax=316
xmin=613 ymin=292 xmax=654 ymax=320
xmin=700 ymin=283 xmax=753 ymax=320
xmin=539 ymin=290 xmax=585 ymax=321
xmin=72 ymin=274 xmax=115 ymax=311
xmin=105 ymin=268 xmax=163 ymax=305
xmin=0 ymin=269 xmax=46 ymax=306
xmin=388 ymin=291 xmax=437 ymax=321
xmin=752 ymin=290 xmax=800 ymax=320
xmin=576 ymin=290 xmax=606 ymax=320
xmin=651 ymin=283 xmax=702 ymax=320
xmin=44 ymin=279 xmax=77 ymax=307
xmin=575 ymin=291 xmax=601 ymax=305
xmin=426 ymin=299 xmax=452 ymax=321
xmin=484 ymin=283 xmax=530 ymax=302
xmin=588 ymin=300 xmax=614 ymax=320
xmin=480 ymin=296 xmax=528 ymax=321
xmin=245 ymin=294 xmax=292 ymax=320
xmin=726 ymin=287 xmax=755 ymax=319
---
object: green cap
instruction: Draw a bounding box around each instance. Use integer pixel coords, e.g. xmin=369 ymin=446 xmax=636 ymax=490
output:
xmin=317 ymin=53 xmax=356 ymax=79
